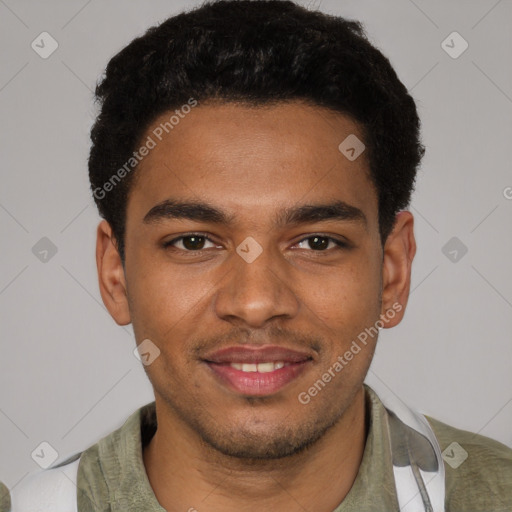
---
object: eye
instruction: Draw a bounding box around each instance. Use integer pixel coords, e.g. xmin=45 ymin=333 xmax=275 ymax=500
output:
xmin=162 ymin=233 xmax=349 ymax=254
xmin=163 ymin=233 xmax=218 ymax=251
xmin=294 ymin=235 xmax=348 ymax=251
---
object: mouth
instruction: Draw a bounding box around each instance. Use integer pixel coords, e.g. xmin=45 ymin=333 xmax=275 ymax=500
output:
xmin=202 ymin=345 xmax=314 ymax=396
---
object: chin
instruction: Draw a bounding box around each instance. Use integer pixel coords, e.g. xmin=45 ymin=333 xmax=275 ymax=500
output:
xmin=197 ymin=414 xmax=339 ymax=460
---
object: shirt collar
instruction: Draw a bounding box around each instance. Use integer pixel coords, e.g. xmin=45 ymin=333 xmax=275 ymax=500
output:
xmin=333 ymin=384 xmax=400 ymax=511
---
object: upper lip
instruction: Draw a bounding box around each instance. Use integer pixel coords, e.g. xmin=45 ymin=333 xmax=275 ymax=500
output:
xmin=203 ymin=345 xmax=314 ymax=364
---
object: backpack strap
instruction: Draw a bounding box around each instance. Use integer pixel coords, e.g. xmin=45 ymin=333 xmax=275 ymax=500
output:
xmin=10 ymin=454 xmax=81 ymax=512
xmin=382 ymin=395 xmax=446 ymax=512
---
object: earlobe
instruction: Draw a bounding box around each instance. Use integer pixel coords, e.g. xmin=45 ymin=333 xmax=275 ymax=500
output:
xmin=380 ymin=211 xmax=416 ymax=328
xmin=96 ymin=220 xmax=131 ymax=326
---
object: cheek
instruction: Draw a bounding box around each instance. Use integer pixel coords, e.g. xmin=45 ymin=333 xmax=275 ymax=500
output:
xmin=298 ymin=254 xmax=382 ymax=328
xmin=125 ymin=250 xmax=212 ymax=341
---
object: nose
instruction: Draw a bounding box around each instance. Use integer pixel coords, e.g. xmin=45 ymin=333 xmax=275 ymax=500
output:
xmin=213 ymin=240 xmax=300 ymax=329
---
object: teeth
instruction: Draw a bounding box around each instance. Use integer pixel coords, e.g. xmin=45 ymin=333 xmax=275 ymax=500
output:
xmin=229 ymin=362 xmax=286 ymax=372
xmin=257 ymin=362 xmax=274 ymax=373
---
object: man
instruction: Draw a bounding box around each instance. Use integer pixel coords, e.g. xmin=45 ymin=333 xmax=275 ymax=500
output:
xmin=6 ymin=0 xmax=512 ymax=510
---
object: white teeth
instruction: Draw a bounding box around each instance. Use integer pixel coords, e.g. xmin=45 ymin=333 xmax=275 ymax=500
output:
xmin=229 ymin=362 xmax=286 ymax=372
xmin=257 ymin=362 xmax=275 ymax=373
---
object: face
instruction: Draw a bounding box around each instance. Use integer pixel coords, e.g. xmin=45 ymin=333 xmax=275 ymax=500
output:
xmin=97 ymin=101 xmax=415 ymax=460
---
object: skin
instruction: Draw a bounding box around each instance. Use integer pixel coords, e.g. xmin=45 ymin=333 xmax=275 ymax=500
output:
xmin=96 ymin=101 xmax=416 ymax=512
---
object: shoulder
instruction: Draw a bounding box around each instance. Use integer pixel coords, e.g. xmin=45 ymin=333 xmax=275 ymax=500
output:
xmin=8 ymin=453 xmax=81 ymax=512
xmin=425 ymin=414 xmax=512 ymax=511
xmin=0 ymin=481 xmax=11 ymax=512
xmin=7 ymin=404 xmax=152 ymax=512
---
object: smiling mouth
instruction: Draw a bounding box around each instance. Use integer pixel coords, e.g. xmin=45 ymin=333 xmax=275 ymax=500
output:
xmin=202 ymin=345 xmax=314 ymax=396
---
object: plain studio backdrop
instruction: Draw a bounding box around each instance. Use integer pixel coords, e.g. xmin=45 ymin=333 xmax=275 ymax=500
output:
xmin=1 ymin=0 xmax=511 ymax=490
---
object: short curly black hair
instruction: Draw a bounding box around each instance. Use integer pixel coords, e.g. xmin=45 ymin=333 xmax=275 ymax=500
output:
xmin=89 ymin=0 xmax=425 ymax=263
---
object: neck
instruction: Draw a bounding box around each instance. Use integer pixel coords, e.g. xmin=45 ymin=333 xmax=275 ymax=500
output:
xmin=143 ymin=386 xmax=369 ymax=512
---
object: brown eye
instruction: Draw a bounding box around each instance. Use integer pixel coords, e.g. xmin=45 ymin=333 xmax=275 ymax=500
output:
xmin=307 ymin=236 xmax=329 ymax=250
xmin=163 ymin=234 xmax=216 ymax=251
xmin=295 ymin=235 xmax=347 ymax=251
xmin=181 ymin=235 xmax=206 ymax=250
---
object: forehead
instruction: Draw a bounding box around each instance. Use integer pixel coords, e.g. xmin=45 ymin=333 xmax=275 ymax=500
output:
xmin=127 ymin=101 xmax=378 ymax=230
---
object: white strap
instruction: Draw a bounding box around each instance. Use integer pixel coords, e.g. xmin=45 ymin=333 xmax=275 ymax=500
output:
xmin=374 ymin=383 xmax=446 ymax=512
xmin=10 ymin=457 xmax=80 ymax=512
xmin=393 ymin=465 xmax=445 ymax=511
xmin=389 ymin=408 xmax=445 ymax=512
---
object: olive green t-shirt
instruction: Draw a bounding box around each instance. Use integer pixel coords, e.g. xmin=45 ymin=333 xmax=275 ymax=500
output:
xmin=0 ymin=483 xmax=10 ymax=512
xmin=4 ymin=384 xmax=512 ymax=511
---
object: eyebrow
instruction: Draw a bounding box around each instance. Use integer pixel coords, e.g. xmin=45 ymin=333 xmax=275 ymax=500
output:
xmin=143 ymin=199 xmax=367 ymax=228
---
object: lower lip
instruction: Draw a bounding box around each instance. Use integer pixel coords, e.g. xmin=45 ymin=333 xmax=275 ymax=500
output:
xmin=205 ymin=361 xmax=311 ymax=396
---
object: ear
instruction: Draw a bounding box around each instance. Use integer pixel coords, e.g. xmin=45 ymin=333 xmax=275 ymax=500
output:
xmin=380 ymin=211 xmax=416 ymax=328
xmin=96 ymin=220 xmax=131 ymax=325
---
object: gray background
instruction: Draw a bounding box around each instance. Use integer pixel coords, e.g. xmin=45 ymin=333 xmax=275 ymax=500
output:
xmin=1 ymin=0 xmax=511 ymax=493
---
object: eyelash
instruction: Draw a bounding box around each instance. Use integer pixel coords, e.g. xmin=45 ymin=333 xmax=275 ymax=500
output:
xmin=162 ymin=232 xmax=349 ymax=254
